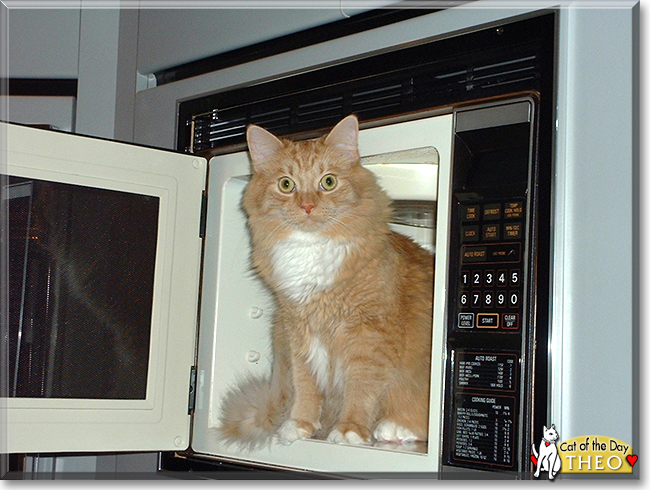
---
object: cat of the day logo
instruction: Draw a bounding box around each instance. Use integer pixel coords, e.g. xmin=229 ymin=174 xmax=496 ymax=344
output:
xmin=531 ymin=425 xmax=637 ymax=479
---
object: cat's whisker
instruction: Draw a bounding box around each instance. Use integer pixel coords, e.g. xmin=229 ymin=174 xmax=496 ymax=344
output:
xmin=251 ymin=216 xmax=294 ymax=241
xmin=331 ymin=210 xmax=382 ymax=233
xmin=327 ymin=216 xmax=364 ymax=239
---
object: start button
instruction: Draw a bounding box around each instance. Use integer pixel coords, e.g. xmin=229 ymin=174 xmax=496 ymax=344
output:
xmin=477 ymin=313 xmax=499 ymax=328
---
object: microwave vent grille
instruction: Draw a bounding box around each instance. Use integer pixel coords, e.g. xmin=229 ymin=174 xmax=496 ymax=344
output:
xmin=181 ymin=21 xmax=548 ymax=154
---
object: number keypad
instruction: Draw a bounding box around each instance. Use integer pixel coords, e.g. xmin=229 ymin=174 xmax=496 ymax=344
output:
xmin=456 ymin=201 xmax=525 ymax=331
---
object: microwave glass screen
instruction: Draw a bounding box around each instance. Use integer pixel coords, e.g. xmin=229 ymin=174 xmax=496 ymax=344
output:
xmin=5 ymin=176 xmax=159 ymax=399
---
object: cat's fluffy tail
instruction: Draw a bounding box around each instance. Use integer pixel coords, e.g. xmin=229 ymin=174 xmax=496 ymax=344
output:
xmin=216 ymin=374 xmax=289 ymax=450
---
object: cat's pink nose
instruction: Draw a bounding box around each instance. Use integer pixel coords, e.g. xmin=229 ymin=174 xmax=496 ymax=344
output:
xmin=301 ymin=203 xmax=315 ymax=214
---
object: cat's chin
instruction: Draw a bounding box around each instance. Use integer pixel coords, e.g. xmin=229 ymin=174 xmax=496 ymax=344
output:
xmin=292 ymin=216 xmax=329 ymax=233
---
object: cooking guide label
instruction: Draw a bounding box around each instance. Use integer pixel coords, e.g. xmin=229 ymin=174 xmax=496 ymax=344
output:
xmin=452 ymin=394 xmax=517 ymax=468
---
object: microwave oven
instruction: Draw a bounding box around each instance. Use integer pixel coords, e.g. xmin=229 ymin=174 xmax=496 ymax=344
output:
xmin=2 ymin=3 xmax=637 ymax=479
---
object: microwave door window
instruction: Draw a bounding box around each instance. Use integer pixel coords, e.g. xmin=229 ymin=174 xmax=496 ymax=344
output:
xmin=6 ymin=176 xmax=159 ymax=400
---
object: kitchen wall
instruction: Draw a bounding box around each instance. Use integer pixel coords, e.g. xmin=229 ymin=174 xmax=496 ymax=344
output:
xmin=2 ymin=8 xmax=80 ymax=132
xmin=2 ymin=7 xmax=124 ymax=138
xmin=3 ymin=4 xmax=370 ymax=142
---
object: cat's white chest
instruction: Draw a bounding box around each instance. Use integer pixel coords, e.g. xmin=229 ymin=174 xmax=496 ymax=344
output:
xmin=270 ymin=231 xmax=351 ymax=303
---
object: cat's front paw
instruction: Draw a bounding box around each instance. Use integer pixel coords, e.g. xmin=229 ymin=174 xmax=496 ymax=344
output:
xmin=327 ymin=423 xmax=372 ymax=445
xmin=277 ymin=419 xmax=318 ymax=446
xmin=373 ymin=420 xmax=419 ymax=444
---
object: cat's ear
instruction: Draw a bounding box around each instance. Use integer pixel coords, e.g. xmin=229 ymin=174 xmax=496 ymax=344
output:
xmin=324 ymin=115 xmax=360 ymax=163
xmin=246 ymin=124 xmax=284 ymax=170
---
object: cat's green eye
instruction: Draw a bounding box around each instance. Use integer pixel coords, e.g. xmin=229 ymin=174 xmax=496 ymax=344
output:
xmin=278 ymin=177 xmax=296 ymax=193
xmin=320 ymin=174 xmax=337 ymax=191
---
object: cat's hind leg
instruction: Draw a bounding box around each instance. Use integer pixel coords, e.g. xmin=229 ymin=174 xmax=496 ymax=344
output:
xmin=326 ymin=422 xmax=373 ymax=445
xmin=374 ymin=373 xmax=429 ymax=443
xmin=549 ymin=453 xmax=561 ymax=479
xmin=373 ymin=420 xmax=419 ymax=444
xmin=326 ymin=348 xmax=389 ymax=445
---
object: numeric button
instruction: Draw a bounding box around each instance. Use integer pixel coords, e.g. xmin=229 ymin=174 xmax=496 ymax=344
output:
xmin=496 ymin=291 xmax=507 ymax=308
xmin=461 ymin=270 xmax=470 ymax=287
xmin=509 ymin=291 xmax=520 ymax=308
xmin=471 ymin=292 xmax=481 ymax=308
xmin=459 ymin=291 xmax=470 ymax=308
xmin=497 ymin=270 xmax=508 ymax=287
xmin=484 ymin=292 xmax=494 ymax=308
xmin=484 ymin=270 xmax=495 ymax=287
xmin=472 ymin=271 xmax=482 ymax=287
xmin=510 ymin=270 xmax=521 ymax=287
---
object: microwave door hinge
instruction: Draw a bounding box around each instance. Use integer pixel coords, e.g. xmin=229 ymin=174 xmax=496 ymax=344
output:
xmin=188 ymin=366 xmax=197 ymax=414
xmin=199 ymin=191 xmax=208 ymax=239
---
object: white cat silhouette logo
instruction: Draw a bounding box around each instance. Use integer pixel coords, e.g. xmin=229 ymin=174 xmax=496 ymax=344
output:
xmin=531 ymin=424 xmax=562 ymax=479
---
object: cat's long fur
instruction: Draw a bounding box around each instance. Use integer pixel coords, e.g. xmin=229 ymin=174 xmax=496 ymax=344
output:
xmin=217 ymin=115 xmax=434 ymax=449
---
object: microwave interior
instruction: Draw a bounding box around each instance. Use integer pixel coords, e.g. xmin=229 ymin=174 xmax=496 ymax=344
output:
xmin=189 ymin=115 xmax=453 ymax=475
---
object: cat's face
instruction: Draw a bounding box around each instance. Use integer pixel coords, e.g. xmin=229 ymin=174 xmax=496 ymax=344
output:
xmin=242 ymin=116 xmax=390 ymax=241
xmin=543 ymin=425 xmax=559 ymax=442
xmin=245 ymin=138 xmax=361 ymax=232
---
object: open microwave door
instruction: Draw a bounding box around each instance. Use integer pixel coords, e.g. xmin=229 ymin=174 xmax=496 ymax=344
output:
xmin=2 ymin=123 xmax=206 ymax=453
xmin=191 ymin=114 xmax=453 ymax=475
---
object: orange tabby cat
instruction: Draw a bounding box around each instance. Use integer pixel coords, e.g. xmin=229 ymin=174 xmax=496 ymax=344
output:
xmin=218 ymin=115 xmax=434 ymax=449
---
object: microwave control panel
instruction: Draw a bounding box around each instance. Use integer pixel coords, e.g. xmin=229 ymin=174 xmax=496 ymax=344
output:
xmin=442 ymin=97 xmax=541 ymax=474
xmin=457 ymin=200 xmax=525 ymax=332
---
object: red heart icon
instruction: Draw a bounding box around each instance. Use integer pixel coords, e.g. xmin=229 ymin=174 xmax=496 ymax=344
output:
xmin=626 ymin=455 xmax=638 ymax=467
